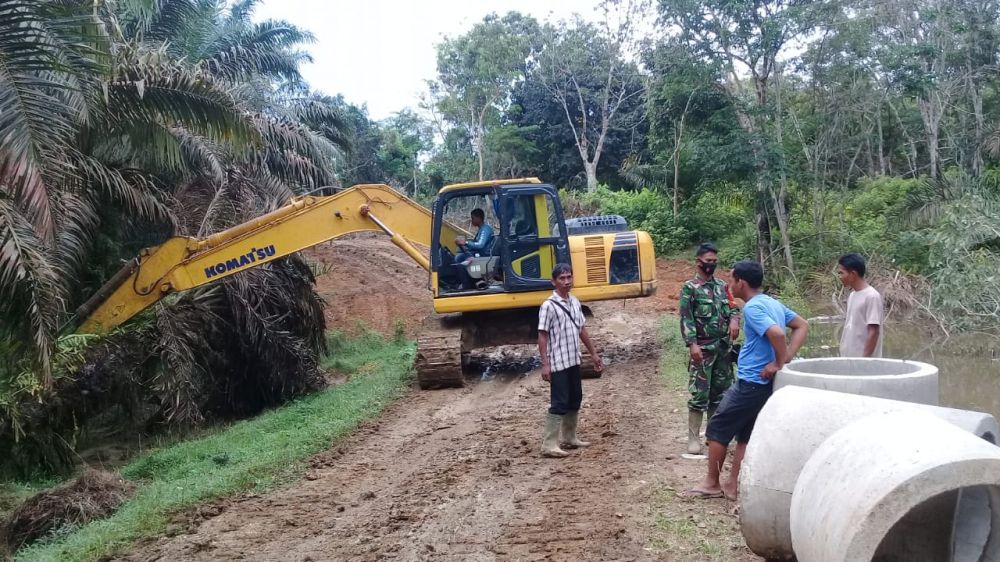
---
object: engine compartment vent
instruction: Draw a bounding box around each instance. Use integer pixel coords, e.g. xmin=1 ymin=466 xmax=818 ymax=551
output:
xmin=566 ymin=215 xmax=629 ymax=235
xmin=584 ymin=236 xmax=607 ymax=284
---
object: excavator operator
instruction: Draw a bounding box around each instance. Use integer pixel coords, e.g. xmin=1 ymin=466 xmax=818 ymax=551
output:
xmin=453 ymin=208 xmax=495 ymax=289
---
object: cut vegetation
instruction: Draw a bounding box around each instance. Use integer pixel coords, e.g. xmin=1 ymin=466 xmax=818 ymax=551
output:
xmin=8 ymin=332 xmax=413 ymax=561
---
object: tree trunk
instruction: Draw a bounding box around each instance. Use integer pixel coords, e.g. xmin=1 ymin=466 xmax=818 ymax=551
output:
xmin=918 ymin=94 xmax=943 ymax=180
xmin=754 ymin=192 xmax=771 ymax=266
xmin=475 ymin=106 xmax=487 ymax=181
xmin=673 ymin=146 xmax=681 ymax=218
xmin=584 ymin=161 xmax=598 ymax=191
xmin=773 ymin=67 xmax=794 ymax=273
xmin=887 ymin=98 xmax=919 ymax=178
xmin=971 ymin=77 xmax=985 ymax=177
xmin=671 ymin=92 xmax=694 ymax=219
xmin=876 ymin=105 xmax=886 ymax=176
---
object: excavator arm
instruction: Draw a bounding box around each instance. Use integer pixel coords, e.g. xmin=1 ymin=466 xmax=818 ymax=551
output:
xmin=73 ymin=184 xmax=464 ymax=335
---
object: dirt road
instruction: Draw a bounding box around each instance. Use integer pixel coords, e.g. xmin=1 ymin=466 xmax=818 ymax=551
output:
xmin=122 ymin=239 xmax=754 ymax=561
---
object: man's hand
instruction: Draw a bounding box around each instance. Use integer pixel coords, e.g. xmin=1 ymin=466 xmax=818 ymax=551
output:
xmin=541 ymin=364 xmax=551 ymax=382
xmin=761 ymin=361 xmax=781 ymax=380
xmin=729 ymin=318 xmax=740 ymax=341
xmin=455 ymin=236 xmax=466 ymax=247
xmin=593 ymin=356 xmax=604 ymax=374
xmin=689 ymin=343 xmax=703 ymax=366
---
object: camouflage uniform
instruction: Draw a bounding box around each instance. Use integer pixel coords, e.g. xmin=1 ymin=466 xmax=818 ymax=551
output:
xmin=680 ymin=276 xmax=737 ymax=412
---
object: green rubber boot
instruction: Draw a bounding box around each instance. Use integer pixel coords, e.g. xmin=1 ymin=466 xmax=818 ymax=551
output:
xmin=687 ymin=410 xmax=704 ymax=455
xmin=560 ymin=411 xmax=590 ymax=449
xmin=541 ymin=414 xmax=569 ymax=458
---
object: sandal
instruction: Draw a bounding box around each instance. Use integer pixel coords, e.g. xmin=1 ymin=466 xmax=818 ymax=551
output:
xmin=683 ymin=487 xmax=724 ymax=499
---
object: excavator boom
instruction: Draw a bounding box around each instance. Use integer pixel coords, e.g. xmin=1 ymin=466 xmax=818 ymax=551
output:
xmin=74 ymin=184 xmax=462 ymax=334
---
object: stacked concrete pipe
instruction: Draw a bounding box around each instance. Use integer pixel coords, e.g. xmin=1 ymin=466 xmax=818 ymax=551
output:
xmin=775 ymin=357 xmax=940 ymax=405
xmin=790 ymin=411 xmax=1000 ymax=561
xmin=739 ymin=386 xmax=999 ymax=560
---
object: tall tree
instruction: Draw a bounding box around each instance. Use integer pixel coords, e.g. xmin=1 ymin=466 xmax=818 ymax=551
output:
xmin=537 ymin=0 xmax=647 ymax=191
xmin=659 ymin=0 xmax=835 ymax=270
xmin=433 ymin=12 xmax=539 ymax=181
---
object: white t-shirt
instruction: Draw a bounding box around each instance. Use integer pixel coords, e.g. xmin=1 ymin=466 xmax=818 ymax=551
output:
xmin=840 ymin=285 xmax=884 ymax=357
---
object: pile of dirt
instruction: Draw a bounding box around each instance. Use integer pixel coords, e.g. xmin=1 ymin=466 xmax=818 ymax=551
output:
xmin=649 ymin=258 xmax=736 ymax=314
xmin=2 ymin=468 xmax=135 ymax=552
xmin=303 ymin=233 xmax=431 ymax=337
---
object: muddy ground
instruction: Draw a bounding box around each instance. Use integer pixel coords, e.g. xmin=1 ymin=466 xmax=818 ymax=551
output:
xmin=121 ymin=237 xmax=755 ymax=561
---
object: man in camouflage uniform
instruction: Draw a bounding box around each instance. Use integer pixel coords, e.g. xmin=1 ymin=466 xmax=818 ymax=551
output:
xmin=680 ymin=243 xmax=740 ymax=455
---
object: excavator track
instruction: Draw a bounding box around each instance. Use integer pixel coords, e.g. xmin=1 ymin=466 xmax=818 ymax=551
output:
xmin=580 ymin=349 xmax=603 ymax=379
xmin=414 ymin=315 xmax=465 ymax=389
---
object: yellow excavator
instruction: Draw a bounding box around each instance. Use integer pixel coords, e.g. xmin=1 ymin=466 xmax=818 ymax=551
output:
xmin=70 ymin=178 xmax=657 ymax=388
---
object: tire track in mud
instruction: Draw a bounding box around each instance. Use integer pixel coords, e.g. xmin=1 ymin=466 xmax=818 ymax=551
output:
xmin=118 ymin=259 xmax=751 ymax=562
xmin=124 ymin=341 xmax=680 ymax=561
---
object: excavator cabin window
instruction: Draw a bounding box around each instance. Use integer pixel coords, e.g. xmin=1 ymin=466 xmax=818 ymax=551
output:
xmin=434 ymin=191 xmax=501 ymax=294
xmin=431 ymin=183 xmax=569 ymax=296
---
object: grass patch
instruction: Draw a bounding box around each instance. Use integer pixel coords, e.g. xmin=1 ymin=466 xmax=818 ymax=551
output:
xmin=652 ymin=488 xmax=733 ymax=562
xmin=649 ymin=316 xmax=752 ymax=560
xmin=0 ymin=480 xmax=59 ymax=523
xmin=657 ymin=314 xmax=690 ymax=390
xmin=15 ymin=330 xmax=414 ymax=561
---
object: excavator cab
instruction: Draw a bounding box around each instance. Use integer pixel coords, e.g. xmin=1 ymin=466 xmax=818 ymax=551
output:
xmin=430 ymin=179 xmax=569 ymax=297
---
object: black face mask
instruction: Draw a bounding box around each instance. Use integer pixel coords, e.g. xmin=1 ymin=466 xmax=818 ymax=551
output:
xmin=699 ymin=261 xmax=717 ymax=275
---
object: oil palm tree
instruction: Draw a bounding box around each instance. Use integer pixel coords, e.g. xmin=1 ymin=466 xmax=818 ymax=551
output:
xmin=0 ymin=0 xmax=354 ymax=475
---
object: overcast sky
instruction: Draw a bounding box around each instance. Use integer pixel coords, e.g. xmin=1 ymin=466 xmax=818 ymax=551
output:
xmin=253 ymin=0 xmax=602 ymax=120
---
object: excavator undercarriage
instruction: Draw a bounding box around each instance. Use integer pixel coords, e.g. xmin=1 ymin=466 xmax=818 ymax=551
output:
xmin=414 ymin=306 xmax=603 ymax=389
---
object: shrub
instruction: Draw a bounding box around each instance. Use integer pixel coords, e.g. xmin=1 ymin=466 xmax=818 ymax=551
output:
xmin=577 ymin=186 xmax=692 ymax=255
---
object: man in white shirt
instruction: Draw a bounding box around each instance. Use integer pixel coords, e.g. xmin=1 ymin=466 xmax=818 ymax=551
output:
xmin=837 ymin=253 xmax=884 ymax=358
xmin=537 ymin=263 xmax=604 ymax=458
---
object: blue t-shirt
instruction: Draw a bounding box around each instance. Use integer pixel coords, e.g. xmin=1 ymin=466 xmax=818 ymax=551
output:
xmin=466 ymin=224 xmax=495 ymax=253
xmin=738 ymin=294 xmax=798 ymax=384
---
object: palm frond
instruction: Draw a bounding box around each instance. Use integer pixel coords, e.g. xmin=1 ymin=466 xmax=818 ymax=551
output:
xmin=897 ymin=175 xmax=996 ymax=229
xmin=248 ymin=113 xmax=340 ymax=188
xmin=0 ymin=197 xmax=61 ymax=386
xmin=152 ymin=292 xmax=219 ymax=425
xmin=0 ymin=0 xmax=100 ymax=235
xmin=986 ymin=125 xmax=1000 ymax=160
xmin=68 ymin=149 xmax=174 ymax=225
xmin=103 ymin=57 xmax=259 ymax=147
xmin=51 ymin=190 xmax=100 ymax=280
xmin=283 ymin=96 xmax=352 ymax=154
xmin=619 ymin=155 xmax=671 ymax=191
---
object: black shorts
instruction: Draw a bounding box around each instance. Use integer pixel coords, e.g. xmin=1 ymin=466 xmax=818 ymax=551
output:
xmin=705 ymin=379 xmax=773 ymax=445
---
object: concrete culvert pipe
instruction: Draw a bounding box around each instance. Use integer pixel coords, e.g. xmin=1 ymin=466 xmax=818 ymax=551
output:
xmin=776 ymin=357 xmax=939 ymax=405
xmin=739 ymin=386 xmax=999 ymax=560
xmin=790 ymin=411 xmax=1000 ymax=562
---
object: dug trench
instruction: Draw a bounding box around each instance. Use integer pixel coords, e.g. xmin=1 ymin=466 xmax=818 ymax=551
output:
xmin=119 ymin=236 xmax=755 ymax=561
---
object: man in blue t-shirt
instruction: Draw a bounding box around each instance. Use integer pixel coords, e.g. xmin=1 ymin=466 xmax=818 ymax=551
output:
xmin=686 ymin=260 xmax=808 ymax=501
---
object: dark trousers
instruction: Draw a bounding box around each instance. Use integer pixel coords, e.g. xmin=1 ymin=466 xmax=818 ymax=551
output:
xmin=705 ymin=379 xmax=773 ymax=445
xmin=454 ymin=252 xmax=473 ymax=289
xmin=549 ymin=365 xmax=582 ymax=415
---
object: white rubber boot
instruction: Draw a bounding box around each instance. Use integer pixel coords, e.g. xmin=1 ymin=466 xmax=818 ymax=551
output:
xmin=541 ymin=413 xmax=570 ymax=458
xmin=687 ymin=410 xmax=705 ymax=455
xmin=560 ymin=411 xmax=591 ymax=449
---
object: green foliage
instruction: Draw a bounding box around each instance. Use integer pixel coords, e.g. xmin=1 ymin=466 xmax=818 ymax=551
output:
xmin=656 ymin=315 xmax=689 ymax=390
xmin=432 ymin=12 xmax=540 ymax=178
xmin=678 ymin=181 xmax=751 ymax=245
xmin=14 ymin=332 xmax=414 ymax=561
xmin=578 ymin=186 xmax=690 ymax=255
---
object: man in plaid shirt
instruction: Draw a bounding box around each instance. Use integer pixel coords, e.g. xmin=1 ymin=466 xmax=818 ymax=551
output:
xmin=537 ymin=263 xmax=605 ymax=458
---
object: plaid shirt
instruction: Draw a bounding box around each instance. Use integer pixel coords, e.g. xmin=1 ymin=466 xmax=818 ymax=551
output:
xmin=538 ymin=291 xmax=586 ymax=372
